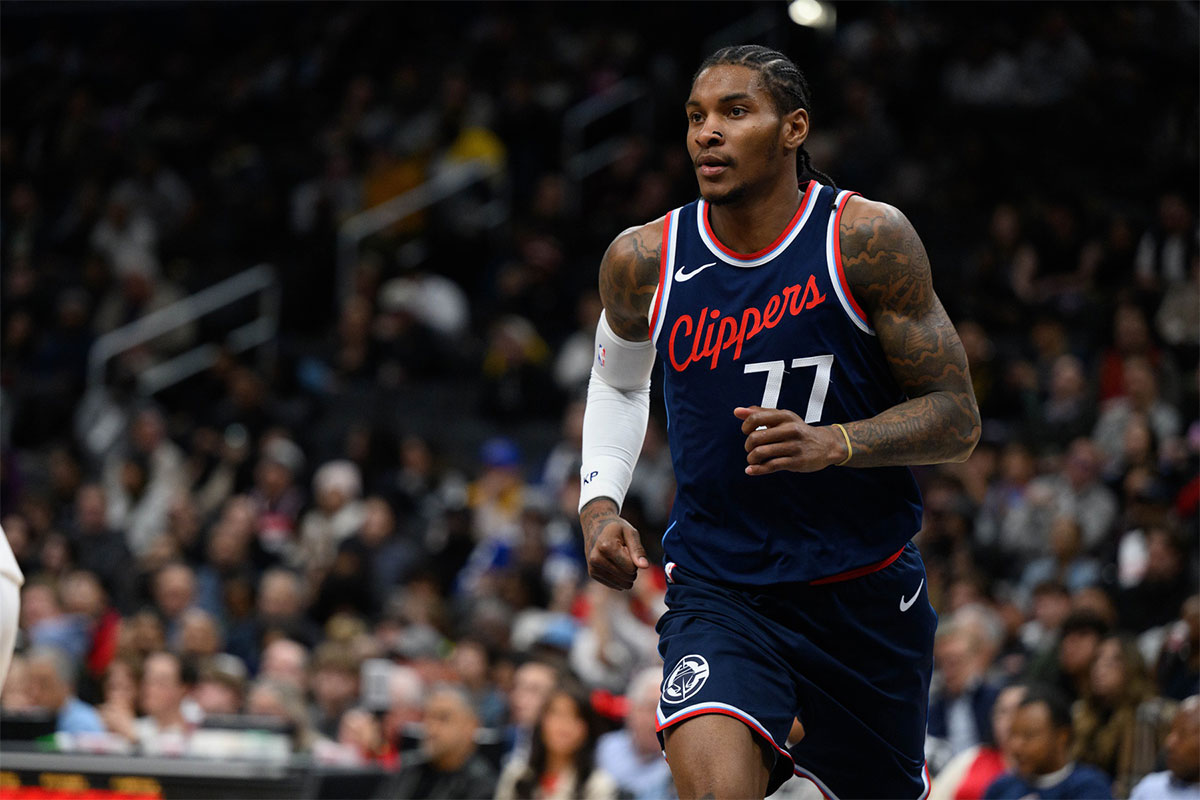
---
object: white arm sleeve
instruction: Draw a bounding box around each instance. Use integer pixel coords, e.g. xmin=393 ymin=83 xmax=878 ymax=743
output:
xmin=578 ymin=312 xmax=656 ymax=513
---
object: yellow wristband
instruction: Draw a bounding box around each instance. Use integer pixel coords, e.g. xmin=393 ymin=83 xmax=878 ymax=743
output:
xmin=832 ymin=423 xmax=853 ymax=467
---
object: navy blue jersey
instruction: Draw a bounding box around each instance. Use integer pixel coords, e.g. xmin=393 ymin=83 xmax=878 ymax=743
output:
xmin=649 ymin=180 xmax=923 ymax=585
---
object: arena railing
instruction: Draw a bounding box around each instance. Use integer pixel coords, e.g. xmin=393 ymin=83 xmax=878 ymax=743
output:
xmin=562 ymin=79 xmax=652 ymax=213
xmin=335 ymin=159 xmax=507 ymax=307
xmin=86 ymin=264 xmax=280 ymax=396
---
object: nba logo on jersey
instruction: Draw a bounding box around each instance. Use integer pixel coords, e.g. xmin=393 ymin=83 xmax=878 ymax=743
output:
xmin=597 ymin=343 xmax=606 ymax=367
xmin=663 ymin=655 xmax=710 ymax=704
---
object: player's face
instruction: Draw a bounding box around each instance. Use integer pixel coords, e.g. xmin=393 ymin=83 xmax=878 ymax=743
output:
xmin=686 ymin=65 xmax=807 ymax=206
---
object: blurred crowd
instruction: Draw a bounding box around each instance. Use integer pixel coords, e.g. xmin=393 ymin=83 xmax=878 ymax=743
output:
xmin=1 ymin=2 xmax=1197 ymax=799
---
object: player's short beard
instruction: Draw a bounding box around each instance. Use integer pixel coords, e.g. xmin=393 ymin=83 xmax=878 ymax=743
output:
xmin=704 ymin=183 xmax=747 ymax=206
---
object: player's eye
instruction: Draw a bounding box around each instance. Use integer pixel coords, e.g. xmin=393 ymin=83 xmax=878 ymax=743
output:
xmin=729 ymin=106 xmax=747 ymax=117
xmin=688 ymin=112 xmax=703 ymax=124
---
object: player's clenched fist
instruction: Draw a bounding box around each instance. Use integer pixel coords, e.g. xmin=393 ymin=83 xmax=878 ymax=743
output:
xmin=580 ymin=498 xmax=650 ymax=590
xmin=734 ymin=405 xmax=850 ymax=475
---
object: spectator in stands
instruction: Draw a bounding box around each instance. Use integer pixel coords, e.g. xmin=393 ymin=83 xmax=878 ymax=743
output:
xmin=495 ymin=678 xmax=618 ymax=800
xmin=104 ymin=650 xmax=194 ymax=754
xmin=66 ymin=483 xmax=134 ymax=611
xmin=103 ymin=407 xmax=185 ymax=557
xmin=297 ymin=459 xmax=366 ymax=576
xmin=191 ymin=654 xmax=247 ymax=716
xmin=152 ymin=561 xmax=198 ymax=647
xmin=929 ymin=615 xmax=1005 ymax=761
xmin=1029 ymin=355 xmax=1095 ymax=452
xmin=1020 ymin=582 xmax=1073 ymax=661
xmin=178 ymin=608 xmax=224 ymax=661
xmin=245 ymin=678 xmax=320 ymax=753
xmin=1025 ymin=611 xmax=1108 ymax=706
xmin=1073 ymin=636 xmax=1156 ymax=796
xmin=1119 ymin=527 xmax=1194 ymax=634
xmin=983 ymin=686 xmax=1112 ymax=799
xmin=1156 ymin=595 xmax=1200 ymax=702
xmin=1018 ymin=519 xmax=1102 ymax=602
xmin=1134 ymin=192 xmax=1196 ymax=297
xmin=504 ymin=657 xmax=560 ymax=765
xmin=254 ymin=568 xmax=320 ymax=647
xmin=99 ymin=655 xmax=140 ymax=723
xmin=337 ymin=496 xmax=425 ymax=612
xmin=21 ymin=580 xmax=91 ymax=664
xmin=309 ymin=642 xmax=361 ymax=739
xmin=1128 ymin=695 xmax=1200 ymax=800
xmin=259 ymin=638 xmax=310 ymax=693
xmin=450 ymin=637 xmax=507 ymax=729
xmin=388 ymin=684 xmax=499 ymax=799
xmin=1093 ymin=356 xmax=1182 ymax=471
xmin=382 ymin=664 xmax=426 ymax=753
xmin=595 ymin=666 xmax=674 ymax=800
xmin=931 ymin=683 xmax=1027 ymax=800
xmin=250 ymin=437 xmax=306 ymax=559
xmin=975 ymin=442 xmax=1039 ymax=567
xmin=1011 ymin=439 xmax=1117 ymax=555
xmin=25 ymin=645 xmax=105 ymax=733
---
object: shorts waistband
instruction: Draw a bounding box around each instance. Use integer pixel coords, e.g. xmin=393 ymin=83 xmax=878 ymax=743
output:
xmin=808 ymin=546 xmax=906 ymax=586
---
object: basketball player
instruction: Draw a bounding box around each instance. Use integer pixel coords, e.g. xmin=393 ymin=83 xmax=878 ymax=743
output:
xmin=579 ymin=46 xmax=981 ymax=799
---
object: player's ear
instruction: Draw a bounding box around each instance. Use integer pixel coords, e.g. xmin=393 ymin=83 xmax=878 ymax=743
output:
xmin=782 ymin=108 xmax=809 ymax=152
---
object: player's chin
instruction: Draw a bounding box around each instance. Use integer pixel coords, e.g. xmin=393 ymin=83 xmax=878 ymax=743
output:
xmin=699 ymin=181 xmax=745 ymax=207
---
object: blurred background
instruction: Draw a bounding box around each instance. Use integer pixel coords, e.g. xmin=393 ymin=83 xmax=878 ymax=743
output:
xmin=0 ymin=2 xmax=1196 ymax=799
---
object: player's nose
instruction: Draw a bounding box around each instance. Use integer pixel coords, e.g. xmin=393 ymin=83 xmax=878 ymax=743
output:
xmin=694 ymin=126 xmax=723 ymax=149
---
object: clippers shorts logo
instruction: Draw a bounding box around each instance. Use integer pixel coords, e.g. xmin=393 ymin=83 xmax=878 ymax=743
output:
xmin=662 ymin=655 xmax=710 ymax=704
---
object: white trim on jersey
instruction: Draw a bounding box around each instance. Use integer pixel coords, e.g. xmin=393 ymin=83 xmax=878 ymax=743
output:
xmin=651 ymin=209 xmax=679 ymax=349
xmin=825 ymin=190 xmax=876 ymax=336
xmin=696 ymin=181 xmax=822 ymax=268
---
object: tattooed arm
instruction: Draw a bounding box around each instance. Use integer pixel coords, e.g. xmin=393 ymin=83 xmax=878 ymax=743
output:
xmin=580 ymin=220 xmax=664 ymax=590
xmin=597 ymin=221 xmax=665 ymax=341
xmin=738 ymin=198 xmax=980 ymax=473
xmin=836 ymin=197 xmax=981 ymax=466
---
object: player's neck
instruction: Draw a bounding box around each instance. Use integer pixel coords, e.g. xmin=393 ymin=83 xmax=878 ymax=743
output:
xmin=706 ymin=178 xmax=804 ymax=256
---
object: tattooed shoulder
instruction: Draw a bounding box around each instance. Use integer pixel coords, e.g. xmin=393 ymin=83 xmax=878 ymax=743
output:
xmin=838 ymin=197 xmax=934 ymax=319
xmin=599 ymin=218 xmax=665 ymax=341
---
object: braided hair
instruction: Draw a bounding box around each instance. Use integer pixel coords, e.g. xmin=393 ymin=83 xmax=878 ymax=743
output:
xmin=694 ymin=45 xmax=836 ymax=189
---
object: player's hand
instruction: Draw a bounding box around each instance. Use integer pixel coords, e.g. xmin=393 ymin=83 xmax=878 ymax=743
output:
xmin=580 ymin=499 xmax=650 ymax=591
xmin=734 ymin=406 xmax=847 ymax=474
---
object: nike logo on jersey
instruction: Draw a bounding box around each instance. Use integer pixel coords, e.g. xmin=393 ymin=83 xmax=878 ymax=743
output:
xmin=899 ymin=579 xmax=924 ymax=612
xmin=674 ymin=262 xmax=717 ymax=282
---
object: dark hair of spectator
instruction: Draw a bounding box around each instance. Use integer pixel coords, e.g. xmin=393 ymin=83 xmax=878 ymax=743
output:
xmin=694 ymin=44 xmax=836 ymax=189
xmin=1020 ymin=684 xmax=1074 ymax=733
xmin=1060 ymin=610 xmax=1110 ymax=640
xmin=514 ymin=678 xmax=601 ymax=799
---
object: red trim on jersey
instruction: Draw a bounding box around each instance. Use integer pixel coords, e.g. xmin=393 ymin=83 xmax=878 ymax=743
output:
xmin=809 ymin=545 xmax=904 ymax=586
xmin=703 ymin=180 xmax=816 ymax=261
xmin=831 ymin=192 xmax=870 ymax=328
xmin=656 ymin=707 xmax=794 ymax=763
xmin=648 ymin=212 xmax=672 ymax=335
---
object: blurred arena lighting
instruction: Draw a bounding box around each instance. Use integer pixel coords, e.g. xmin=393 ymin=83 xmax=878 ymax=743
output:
xmin=787 ymin=0 xmax=836 ymax=31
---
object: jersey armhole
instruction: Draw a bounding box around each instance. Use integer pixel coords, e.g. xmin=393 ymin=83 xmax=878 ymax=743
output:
xmin=825 ymin=191 xmax=875 ymax=336
xmin=649 ymin=209 xmax=679 ymax=347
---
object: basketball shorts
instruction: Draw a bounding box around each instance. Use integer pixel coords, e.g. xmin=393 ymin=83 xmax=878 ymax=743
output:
xmin=655 ymin=542 xmax=936 ymax=799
